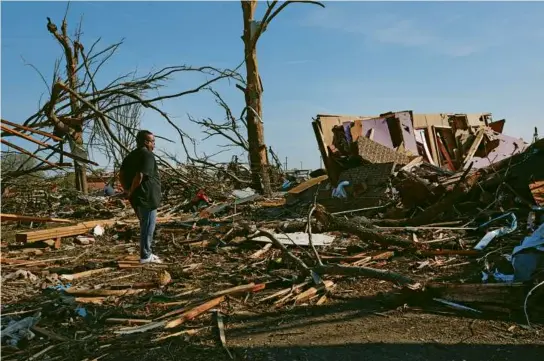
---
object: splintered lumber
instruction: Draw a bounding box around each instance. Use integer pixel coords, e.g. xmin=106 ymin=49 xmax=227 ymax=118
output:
xmin=0 ymin=124 xmax=99 ymax=166
xmin=316 ymin=295 xmax=328 ymax=305
xmin=165 ymin=296 xmax=226 ymax=329
xmin=313 ymin=204 xmax=412 ymax=247
xmin=294 ymin=280 xmax=335 ymax=304
xmin=75 ymin=297 xmax=108 ymax=305
xmin=209 ymin=283 xmax=266 ymax=297
xmin=313 ymin=264 xmax=415 ymax=285
xmin=321 ymin=250 xmax=394 ymax=263
xmin=288 ymin=175 xmax=328 ymax=195
xmin=258 ymin=282 xmax=310 ymax=303
xmin=1 ymin=256 xmax=68 ymax=267
xmin=1 ymin=139 xmax=61 ymax=168
xmin=249 ymin=243 xmax=272 ymax=259
xmin=1 ymin=258 xmax=45 ymax=266
xmin=65 ymin=288 xmax=145 ymax=297
xmin=60 ymin=267 xmax=114 ymax=281
xmin=156 ymin=303 xmax=197 ymax=320
xmin=157 ymin=284 xmax=263 ymax=321
xmin=105 ymin=318 xmax=153 ymax=326
xmin=1 ymin=118 xmax=63 ymax=141
xmin=114 ymin=321 xmax=167 ymax=335
xmin=16 ymin=220 xmax=117 ymax=243
xmin=1 ymin=213 xmax=73 ymax=224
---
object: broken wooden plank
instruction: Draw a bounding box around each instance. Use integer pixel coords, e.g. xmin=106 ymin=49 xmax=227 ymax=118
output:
xmin=321 ymin=250 xmax=394 ymax=263
xmin=209 ymin=283 xmax=265 ymax=297
xmin=287 ymin=175 xmax=328 ymax=195
xmin=1 ymin=257 xmax=68 ymax=268
xmin=165 ymin=296 xmax=226 ymax=329
xmin=1 ymin=118 xmax=63 ymax=141
xmin=105 ymin=318 xmax=153 ymax=326
xmin=0 ymin=124 xmax=99 ymax=166
xmin=295 ymin=280 xmax=335 ymax=304
xmin=60 ymin=267 xmax=114 ymax=281
xmin=0 ymin=213 xmax=73 ymax=224
xmin=16 ymin=220 xmax=117 ymax=243
xmin=249 ymin=243 xmax=272 ymax=259
xmin=1 ymin=139 xmax=62 ymax=169
xmin=64 ymin=288 xmax=145 ymax=297
xmin=258 ymin=282 xmax=310 ymax=303
xmin=75 ymin=297 xmax=108 ymax=305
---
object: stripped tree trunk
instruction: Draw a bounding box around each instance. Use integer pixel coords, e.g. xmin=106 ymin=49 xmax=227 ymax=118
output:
xmin=47 ymin=17 xmax=88 ymax=194
xmin=241 ymin=0 xmax=272 ymax=196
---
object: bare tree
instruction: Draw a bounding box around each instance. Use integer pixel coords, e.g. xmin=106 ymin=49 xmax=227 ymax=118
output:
xmin=189 ymin=88 xmax=249 ymax=153
xmin=240 ymin=0 xmax=324 ymax=195
xmin=90 ymin=94 xmax=142 ymax=170
xmin=2 ymin=10 xmax=242 ymax=192
xmin=189 ymin=87 xmax=286 ymax=187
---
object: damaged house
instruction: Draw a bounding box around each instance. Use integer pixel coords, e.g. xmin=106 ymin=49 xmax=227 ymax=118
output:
xmin=308 ymin=111 xmax=529 ymax=209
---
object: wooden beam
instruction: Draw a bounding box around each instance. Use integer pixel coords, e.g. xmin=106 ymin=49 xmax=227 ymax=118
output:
xmin=1 ymin=119 xmax=63 ymax=141
xmin=1 ymin=125 xmax=99 ymax=166
xmin=1 ymin=139 xmax=60 ymax=168
xmin=1 ymin=213 xmax=73 ymax=224
xmin=16 ymin=219 xmax=117 ymax=243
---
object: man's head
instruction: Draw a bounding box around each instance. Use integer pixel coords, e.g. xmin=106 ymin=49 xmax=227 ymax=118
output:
xmin=136 ymin=130 xmax=155 ymax=152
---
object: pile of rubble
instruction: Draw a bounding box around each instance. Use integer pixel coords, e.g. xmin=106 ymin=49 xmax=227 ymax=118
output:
xmin=1 ymin=110 xmax=543 ymax=360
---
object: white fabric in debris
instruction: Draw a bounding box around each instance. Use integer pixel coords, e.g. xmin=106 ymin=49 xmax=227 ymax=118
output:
xmin=253 ymin=232 xmax=335 ymax=247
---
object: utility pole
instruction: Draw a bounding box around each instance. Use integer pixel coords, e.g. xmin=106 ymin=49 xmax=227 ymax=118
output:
xmin=284 ymin=156 xmax=288 ymax=171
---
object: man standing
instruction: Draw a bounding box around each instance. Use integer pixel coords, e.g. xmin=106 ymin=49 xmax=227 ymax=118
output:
xmin=119 ymin=130 xmax=163 ymax=263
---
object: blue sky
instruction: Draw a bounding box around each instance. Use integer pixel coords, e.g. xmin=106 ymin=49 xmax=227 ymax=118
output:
xmin=2 ymin=1 xmax=544 ymax=171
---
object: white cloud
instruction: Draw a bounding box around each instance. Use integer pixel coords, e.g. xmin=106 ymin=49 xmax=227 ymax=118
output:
xmin=299 ymin=6 xmax=508 ymax=57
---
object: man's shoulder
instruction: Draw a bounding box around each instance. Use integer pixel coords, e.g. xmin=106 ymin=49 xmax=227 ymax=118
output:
xmin=127 ymin=148 xmax=154 ymax=159
xmin=139 ymin=148 xmax=156 ymax=161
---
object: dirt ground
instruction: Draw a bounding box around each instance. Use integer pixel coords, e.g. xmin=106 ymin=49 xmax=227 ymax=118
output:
xmin=225 ymin=302 xmax=544 ymax=361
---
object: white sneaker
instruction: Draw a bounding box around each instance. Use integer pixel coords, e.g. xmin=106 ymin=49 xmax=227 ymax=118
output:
xmin=140 ymin=254 xmax=163 ymax=264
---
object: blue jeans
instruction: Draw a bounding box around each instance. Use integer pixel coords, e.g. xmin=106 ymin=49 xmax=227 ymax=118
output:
xmin=136 ymin=207 xmax=157 ymax=259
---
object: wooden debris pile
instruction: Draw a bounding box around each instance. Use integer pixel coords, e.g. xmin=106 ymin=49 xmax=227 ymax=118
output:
xmin=1 ymin=140 xmax=544 ymax=361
